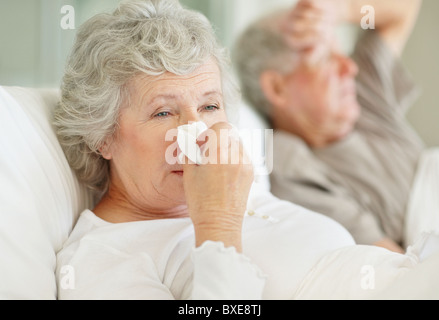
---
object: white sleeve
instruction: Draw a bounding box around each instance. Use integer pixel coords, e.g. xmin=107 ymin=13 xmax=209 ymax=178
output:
xmin=57 ymin=239 xmax=266 ymax=300
xmin=191 ymin=241 xmax=266 ymax=300
xmin=57 ymin=241 xmax=176 ymax=300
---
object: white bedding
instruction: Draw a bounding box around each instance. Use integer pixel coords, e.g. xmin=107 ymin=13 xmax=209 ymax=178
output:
xmin=405 ymin=148 xmax=439 ymax=247
xmin=294 ymin=232 xmax=439 ymax=299
xmin=291 ymin=149 xmax=439 ymax=300
xmin=1 ymin=86 xmax=438 ymax=299
xmin=293 ymin=150 xmax=439 ymax=299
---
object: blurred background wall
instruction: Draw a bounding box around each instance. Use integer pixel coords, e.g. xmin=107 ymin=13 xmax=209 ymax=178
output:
xmin=0 ymin=0 xmax=437 ymax=146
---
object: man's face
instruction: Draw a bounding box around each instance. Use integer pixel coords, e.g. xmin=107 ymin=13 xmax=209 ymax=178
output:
xmin=280 ymin=49 xmax=361 ymax=147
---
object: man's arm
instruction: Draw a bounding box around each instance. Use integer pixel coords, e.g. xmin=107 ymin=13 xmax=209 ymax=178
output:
xmin=280 ymin=0 xmax=422 ymax=62
xmin=270 ymin=170 xmax=405 ymax=252
xmin=342 ymin=0 xmax=423 ymax=56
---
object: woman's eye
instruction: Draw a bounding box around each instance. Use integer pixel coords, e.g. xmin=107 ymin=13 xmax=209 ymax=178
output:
xmin=204 ymin=105 xmax=219 ymax=111
xmin=154 ymin=111 xmax=170 ymax=118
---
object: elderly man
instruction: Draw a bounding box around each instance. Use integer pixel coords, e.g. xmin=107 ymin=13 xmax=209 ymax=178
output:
xmin=233 ymin=0 xmax=424 ymax=253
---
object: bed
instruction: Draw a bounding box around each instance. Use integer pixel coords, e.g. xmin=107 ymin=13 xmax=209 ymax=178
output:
xmin=0 ymin=85 xmax=438 ymax=300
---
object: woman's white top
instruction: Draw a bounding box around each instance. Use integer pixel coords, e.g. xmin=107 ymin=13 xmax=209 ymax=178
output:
xmin=56 ymin=183 xmax=439 ymax=300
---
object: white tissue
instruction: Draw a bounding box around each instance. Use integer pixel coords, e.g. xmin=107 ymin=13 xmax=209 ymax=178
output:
xmin=177 ymin=121 xmax=208 ymax=164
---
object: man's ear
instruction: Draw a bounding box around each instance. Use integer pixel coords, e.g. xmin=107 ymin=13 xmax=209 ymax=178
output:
xmin=260 ymin=70 xmax=287 ymax=109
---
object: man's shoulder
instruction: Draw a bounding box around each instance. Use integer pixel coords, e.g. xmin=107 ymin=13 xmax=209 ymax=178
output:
xmin=272 ymin=130 xmax=328 ymax=178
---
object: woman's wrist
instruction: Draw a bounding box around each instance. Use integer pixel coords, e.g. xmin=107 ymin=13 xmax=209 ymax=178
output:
xmin=193 ymin=215 xmax=244 ymax=252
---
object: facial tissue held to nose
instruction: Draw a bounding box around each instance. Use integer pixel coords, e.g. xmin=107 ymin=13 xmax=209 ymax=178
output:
xmin=177 ymin=121 xmax=208 ymax=165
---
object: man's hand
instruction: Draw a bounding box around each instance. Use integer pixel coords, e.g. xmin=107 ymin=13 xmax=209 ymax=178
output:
xmin=280 ymin=0 xmax=341 ymax=66
xmin=281 ymin=0 xmax=337 ymax=48
xmin=281 ymin=0 xmax=422 ymax=58
xmin=373 ymin=238 xmax=405 ymax=254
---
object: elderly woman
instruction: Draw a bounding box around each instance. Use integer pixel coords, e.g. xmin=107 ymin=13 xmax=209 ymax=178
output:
xmin=55 ymin=0 xmax=439 ymax=300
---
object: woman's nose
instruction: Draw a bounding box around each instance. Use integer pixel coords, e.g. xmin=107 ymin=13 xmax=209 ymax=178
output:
xmin=179 ymin=107 xmax=201 ymax=126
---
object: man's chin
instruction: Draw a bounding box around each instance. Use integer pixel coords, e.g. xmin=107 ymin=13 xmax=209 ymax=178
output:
xmin=336 ymin=123 xmax=356 ymax=141
xmin=347 ymin=99 xmax=361 ymax=121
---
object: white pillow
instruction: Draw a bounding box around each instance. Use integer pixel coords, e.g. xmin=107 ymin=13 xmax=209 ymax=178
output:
xmin=233 ymin=102 xmax=271 ymax=191
xmin=0 ymin=86 xmax=92 ymax=299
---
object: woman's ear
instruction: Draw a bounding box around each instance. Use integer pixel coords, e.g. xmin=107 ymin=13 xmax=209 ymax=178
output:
xmin=98 ymin=137 xmax=113 ymax=160
xmin=260 ymin=70 xmax=287 ymax=110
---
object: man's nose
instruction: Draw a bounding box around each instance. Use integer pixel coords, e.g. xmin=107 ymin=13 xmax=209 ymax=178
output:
xmin=338 ymin=55 xmax=359 ymax=77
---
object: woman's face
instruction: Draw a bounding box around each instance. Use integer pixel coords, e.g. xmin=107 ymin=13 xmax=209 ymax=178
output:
xmin=103 ymin=60 xmax=228 ymax=214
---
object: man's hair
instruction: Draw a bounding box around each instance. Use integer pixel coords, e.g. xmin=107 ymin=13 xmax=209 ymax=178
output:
xmin=233 ymin=11 xmax=297 ymax=121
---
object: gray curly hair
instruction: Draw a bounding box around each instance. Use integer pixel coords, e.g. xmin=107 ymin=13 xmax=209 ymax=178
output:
xmin=54 ymin=0 xmax=239 ymax=198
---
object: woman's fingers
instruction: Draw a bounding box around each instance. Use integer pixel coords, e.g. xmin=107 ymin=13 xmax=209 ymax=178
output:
xmin=182 ymin=123 xmax=254 ymax=204
xmin=181 ymin=122 xmax=254 ymax=250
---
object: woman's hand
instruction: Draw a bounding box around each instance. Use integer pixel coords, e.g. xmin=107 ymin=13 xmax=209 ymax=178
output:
xmin=182 ymin=122 xmax=254 ymax=252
